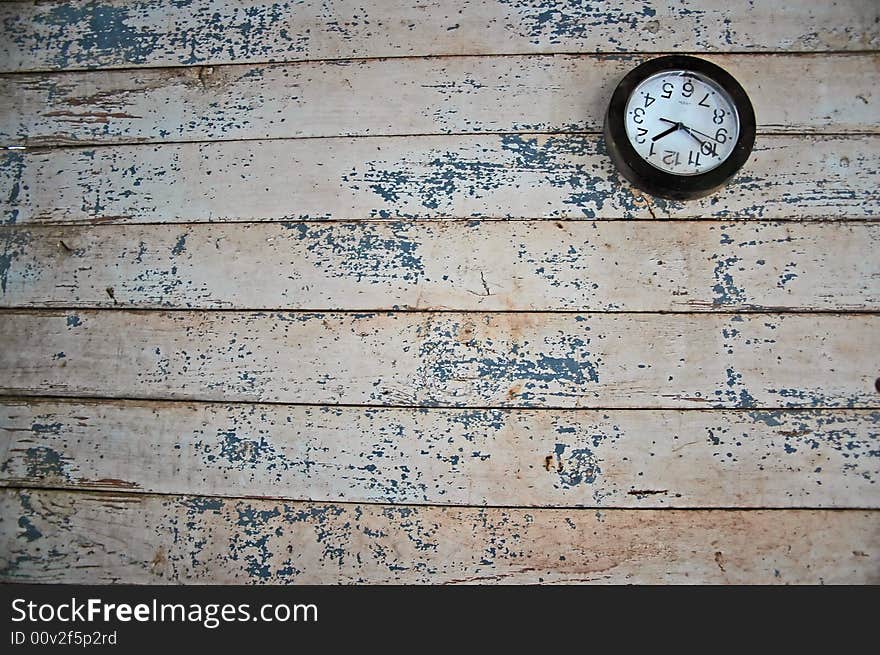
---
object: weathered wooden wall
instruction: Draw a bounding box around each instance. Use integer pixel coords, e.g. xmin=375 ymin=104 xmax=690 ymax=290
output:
xmin=1 ymin=0 xmax=878 ymax=584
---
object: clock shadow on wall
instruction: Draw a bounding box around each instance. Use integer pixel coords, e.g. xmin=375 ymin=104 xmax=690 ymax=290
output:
xmin=603 ymin=55 xmax=756 ymax=201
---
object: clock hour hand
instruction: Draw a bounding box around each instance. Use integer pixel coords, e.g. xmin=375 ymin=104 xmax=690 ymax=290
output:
xmin=652 ymin=122 xmax=680 ymax=142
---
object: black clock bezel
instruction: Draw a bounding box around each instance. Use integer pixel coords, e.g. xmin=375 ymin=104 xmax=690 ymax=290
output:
xmin=603 ymin=55 xmax=756 ymax=201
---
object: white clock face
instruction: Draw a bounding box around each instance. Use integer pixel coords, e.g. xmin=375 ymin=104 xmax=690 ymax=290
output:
xmin=624 ymin=70 xmax=740 ymax=176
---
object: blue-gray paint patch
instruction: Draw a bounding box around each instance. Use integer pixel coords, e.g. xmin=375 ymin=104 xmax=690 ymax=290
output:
xmin=1 ymin=152 xmax=26 ymax=225
xmin=171 ymin=233 xmax=188 ymax=256
xmin=18 ymin=446 xmax=69 ymax=480
xmin=186 ymin=496 xmax=223 ymax=513
xmin=199 ymin=429 xmax=291 ymax=475
xmin=282 ymin=222 xmax=425 ymax=283
xmin=347 ymin=134 xmax=630 ymax=218
xmin=412 ymin=319 xmax=601 ymax=406
xmin=711 ymin=255 xmax=745 ymax=306
xmin=35 ymin=2 xmax=163 ymax=69
xmin=0 ymin=230 xmax=31 ymax=294
xmin=497 ymin=0 xmax=661 ymax=47
xmin=554 ymin=442 xmax=600 ymax=488
xmin=17 ymin=516 xmax=42 ymax=542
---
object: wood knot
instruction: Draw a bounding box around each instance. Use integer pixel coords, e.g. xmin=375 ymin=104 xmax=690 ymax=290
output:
xmin=150 ymin=547 xmax=168 ymax=572
xmin=196 ymin=66 xmax=216 ymax=88
xmin=544 ymin=454 xmax=563 ymax=473
xmin=506 ymin=382 xmax=523 ymax=399
xmin=457 ymin=322 xmax=475 ymax=342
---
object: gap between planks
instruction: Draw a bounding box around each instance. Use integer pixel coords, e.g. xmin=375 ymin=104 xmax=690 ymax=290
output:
xmin=2 ymin=483 xmax=878 ymax=513
xmin=3 ymin=50 xmax=879 ymax=78
xmin=1 ymin=217 xmax=878 ymax=227
xmin=3 ymin=394 xmax=876 ymax=412
xmin=0 ymin=217 xmax=876 ymax=225
xmin=2 ymin=392 xmax=879 ymax=411
xmin=6 ymin=130 xmax=878 ymax=153
xmin=2 ymin=308 xmax=879 ymax=315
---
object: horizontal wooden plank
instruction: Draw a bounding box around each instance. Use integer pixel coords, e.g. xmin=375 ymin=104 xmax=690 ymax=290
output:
xmin=0 ymin=310 xmax=876 ymax=408
xmin=1 ymin=489 xmax=877 ymax=583
xmin=1 ymin=398 xmax=876 ymax=507
xmin=2 ymin=1 xmax=878 ymax=73
xmin=3 ymin=54 xmax=876 ymax=147
xmin=2 ymin=221 xmax=878 ymax=311
xmin=3 ymin=135 xmax=878 ymax=224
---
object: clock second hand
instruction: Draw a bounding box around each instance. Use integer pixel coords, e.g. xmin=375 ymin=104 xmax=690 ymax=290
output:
xmin=680 ymin=125 xmax=708 ymax=147
xmin=683 ymin=124 xmax=722 ymax=143
xmin=660 ymin=117 xmax=720 ymax=144
xmin=659 ymin=117 xmax=723 ymax=160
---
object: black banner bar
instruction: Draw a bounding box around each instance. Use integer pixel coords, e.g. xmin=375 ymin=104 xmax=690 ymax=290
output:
xmin=1 ymin=584 xmax=876 ymax=651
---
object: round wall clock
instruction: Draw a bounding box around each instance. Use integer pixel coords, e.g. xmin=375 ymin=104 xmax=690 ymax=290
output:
xmin=603 ymin=55 xmax=756 ymax=200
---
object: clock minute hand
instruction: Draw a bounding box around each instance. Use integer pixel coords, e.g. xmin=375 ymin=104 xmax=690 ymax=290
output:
xmin=652 ymin=122 xmax=680 ymax=142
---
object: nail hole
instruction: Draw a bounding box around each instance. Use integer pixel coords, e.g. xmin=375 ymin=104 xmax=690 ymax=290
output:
xmin=875 ymin=377 xmax=880 ymax=394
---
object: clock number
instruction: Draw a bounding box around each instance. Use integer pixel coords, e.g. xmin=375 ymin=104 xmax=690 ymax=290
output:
xmin=713 ymin=108 xmax=726 ymax=124
xmin=698 ymin=93 xmax=711 ymax=108
xmin=682 ymin=80 xmax=694 ymax=98
xmin=688 ymin=150 xmax=701 ymax=166
xmin=632 ymin=107 xmax=645 ymax=124
xmin=648 ymin=142 xmax=656 ymax=156
xmin=661 ymin=82 xmax=674 ymax=99
xmin=662 ymin=150 xmax=680 ymax=166
xmin=636 ymin=126 xmax=648 ymax=143
xmin=643 ymin=92 xmax=655 ymax=107
xmin=701 ymin=141 xmax=718 ymax=157
xmin=715 ymin=127 xmax=728 ymax=143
